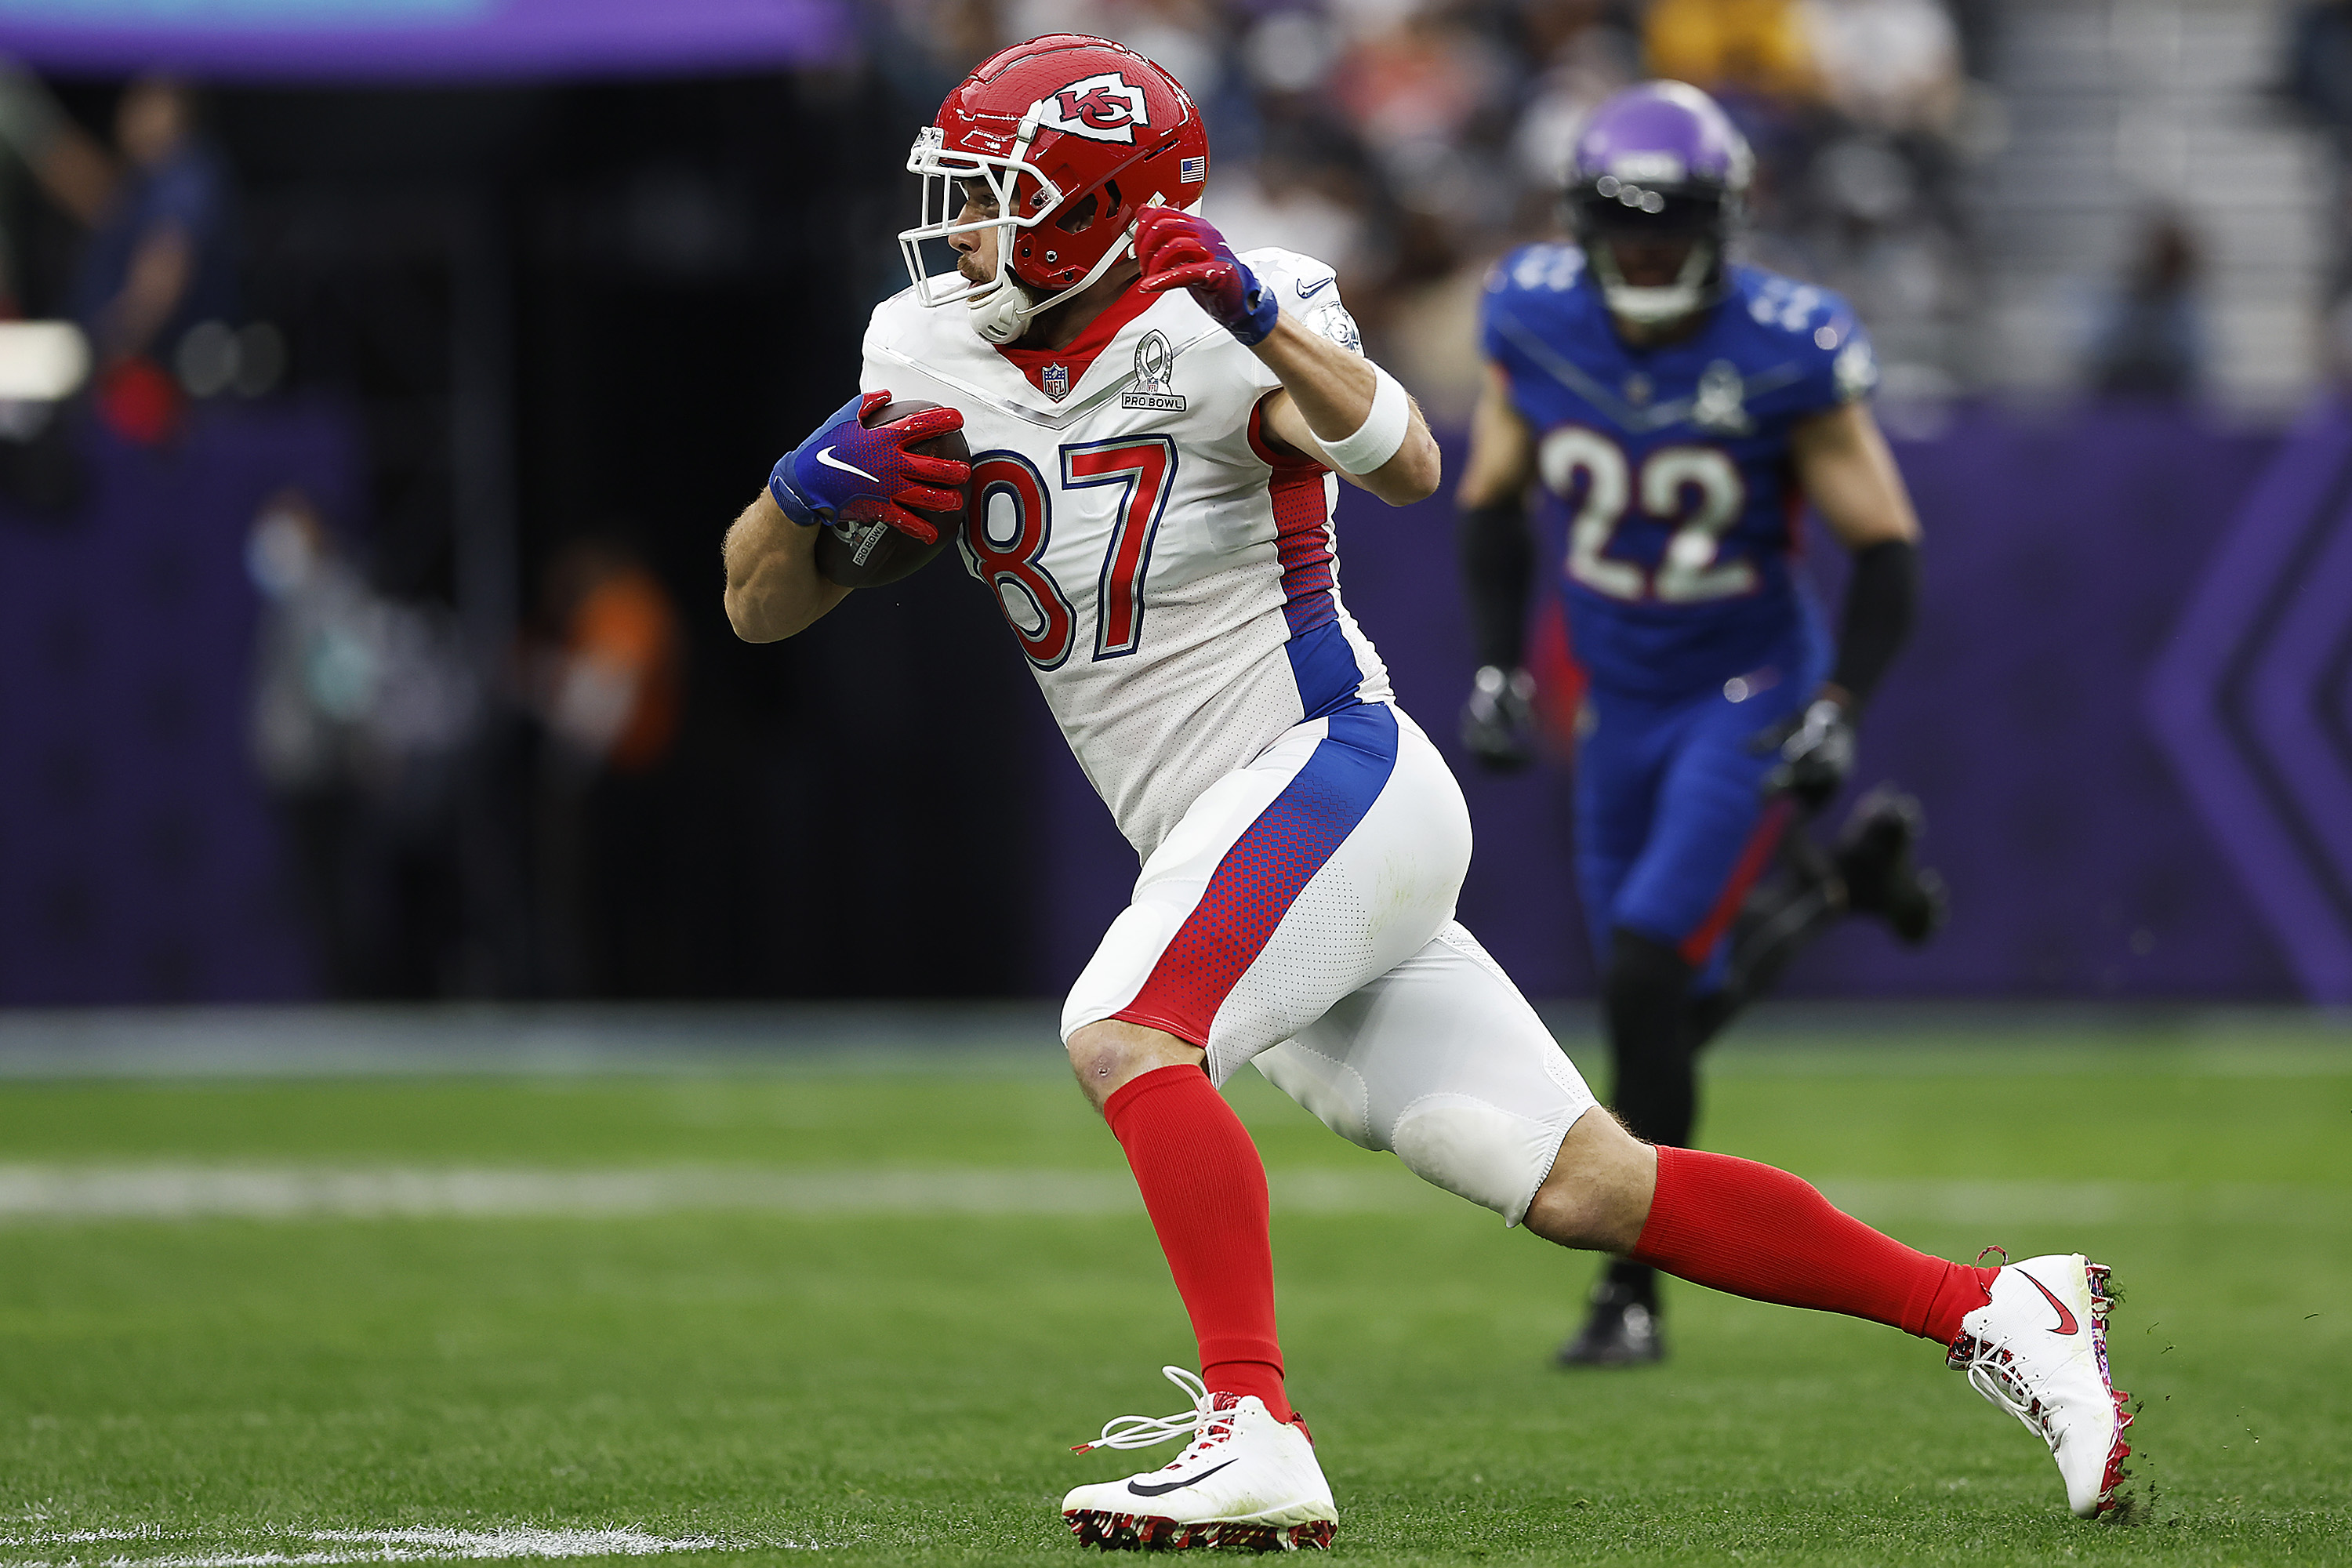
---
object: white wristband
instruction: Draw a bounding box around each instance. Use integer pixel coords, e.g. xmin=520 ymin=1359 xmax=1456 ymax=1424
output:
xmin=1318 ymin=364 xmax=1410 ymax=475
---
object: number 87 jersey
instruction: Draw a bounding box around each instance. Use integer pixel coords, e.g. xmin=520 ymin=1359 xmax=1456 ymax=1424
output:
xmin=1481 ymin=241 xmax=1880 ymax=699
xmin=861 ymin=245 xmax=1394 ymax=862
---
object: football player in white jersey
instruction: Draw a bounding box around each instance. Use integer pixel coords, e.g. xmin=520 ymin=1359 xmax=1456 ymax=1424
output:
xmin=722 ymin=34 xmax=2134 ymax=1550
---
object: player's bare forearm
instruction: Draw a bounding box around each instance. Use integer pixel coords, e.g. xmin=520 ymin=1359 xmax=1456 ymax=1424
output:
xmin=1456 ymin=362 xmax=1536 ymax=510
xmin=721 ymin=489 xmax=851 ymax=643
xmin=1252 ymin=315 xmax=1440 ymax=505
xmin=1791 ymin=402 xmax=1920 ymax=550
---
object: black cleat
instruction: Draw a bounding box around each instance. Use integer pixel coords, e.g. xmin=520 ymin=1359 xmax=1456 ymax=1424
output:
xmin=1836 ymin=785 xmax=1948 ymax=946
xmin=1723 ymin=827 xmax=1846 ymax=1004
xmin=1555 ymin=1281 xmax=1665 ymax=1368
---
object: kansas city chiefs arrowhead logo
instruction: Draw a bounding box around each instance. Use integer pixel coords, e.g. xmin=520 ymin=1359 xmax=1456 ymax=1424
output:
xmin=1033 ymin=73 xmax=1150 ymax=143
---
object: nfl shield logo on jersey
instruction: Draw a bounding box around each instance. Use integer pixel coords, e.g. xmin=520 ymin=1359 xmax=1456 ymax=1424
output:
xmin=1043 ymin=362 xmax=1071 ymax=401
xmin=1121 ymin=330 xmax=1185 ymax=412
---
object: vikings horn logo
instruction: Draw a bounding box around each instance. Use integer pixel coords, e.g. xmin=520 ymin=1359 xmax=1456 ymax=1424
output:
xmin=1033 ymin=74 xmax=1151 ymax=144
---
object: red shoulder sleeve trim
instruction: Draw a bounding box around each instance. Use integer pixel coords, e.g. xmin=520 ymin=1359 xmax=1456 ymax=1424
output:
xmin=1247 ymin=391 xmax=1331 ymax=474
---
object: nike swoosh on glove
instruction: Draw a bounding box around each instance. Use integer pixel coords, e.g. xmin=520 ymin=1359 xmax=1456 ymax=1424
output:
xmin=1751 ymin=697 xmax=1857 ymax=811
xmin=1133 ymin=207 xmax=1279 ymax=347
xmin=768 ymin=390 xmax=970 ymax=543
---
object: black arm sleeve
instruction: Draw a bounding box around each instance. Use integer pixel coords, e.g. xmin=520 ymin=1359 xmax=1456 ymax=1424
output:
xmin=1829 ymin=537 xmax=1919 ymax=710
xmin=1457 ymin=497 xmax=1534 ymax=670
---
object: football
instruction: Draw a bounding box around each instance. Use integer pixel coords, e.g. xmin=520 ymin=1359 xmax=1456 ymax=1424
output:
xmin=812 ymin=397 xmax=971 ymax=588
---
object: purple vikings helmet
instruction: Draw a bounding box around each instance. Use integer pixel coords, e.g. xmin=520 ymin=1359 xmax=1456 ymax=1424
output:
xmin=1566 ymin=82 xmax=1755 ymax=325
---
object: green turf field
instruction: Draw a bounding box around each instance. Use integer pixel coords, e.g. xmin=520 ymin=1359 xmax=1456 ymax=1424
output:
xmin=0 ymin=1024 xmax=2346 ymax=1565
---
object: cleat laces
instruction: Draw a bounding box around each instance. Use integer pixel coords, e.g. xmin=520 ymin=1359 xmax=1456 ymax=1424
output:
xmin=1947 ymin=1261 xmax=2133 ymax=1502
xmin=1070 ymin=1366 xmax=1235 ymax=1457
xmin=1950 ymin=1337 xmax=2059 ymax=1451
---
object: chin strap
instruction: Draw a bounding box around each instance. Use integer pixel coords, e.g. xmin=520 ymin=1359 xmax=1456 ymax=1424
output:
xmin=968 ymin=191 xmax=1169 ymax=346
xmin=968 ymin=276 xmax=1045 ymax=345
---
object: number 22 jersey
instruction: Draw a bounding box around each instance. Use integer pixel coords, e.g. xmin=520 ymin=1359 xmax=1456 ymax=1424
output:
xmin=860 ymin=248 xmax=1394 ymax=861
xmin=1481 ymin=244 xmax=1878 ymax=700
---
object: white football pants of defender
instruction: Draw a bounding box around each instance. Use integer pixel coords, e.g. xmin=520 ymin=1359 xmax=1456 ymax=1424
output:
xmin=1062 ymin=702 xmax=1598 ymax=1226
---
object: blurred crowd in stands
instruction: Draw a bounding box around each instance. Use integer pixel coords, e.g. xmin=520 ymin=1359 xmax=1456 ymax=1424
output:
xmin=246 ymin=491 xmax=684 ymax=997
xmin=8 ymin=0 xmax=2352 ymax=1003
xmin=861 ymin=0 xmax=2001 ymax=418
xmin=0 ymin=67 xmax=695 ymax=999
xmin=2288 ymin=0 xmax=2352 ymax=378
xmin=0 ymin=72 xmax=254 ymax=459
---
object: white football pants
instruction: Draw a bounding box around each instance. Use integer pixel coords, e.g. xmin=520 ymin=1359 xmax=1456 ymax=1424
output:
xmin=1062 ymin=701 xmax=1598 ymax=1225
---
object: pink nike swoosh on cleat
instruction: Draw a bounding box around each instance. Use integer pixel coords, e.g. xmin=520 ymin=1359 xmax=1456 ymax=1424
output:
xmin=2017 ymin=1269 xmax=2079 ymax=1335
xmin=1950 ymin=1253 xmax=2128 ymax=1517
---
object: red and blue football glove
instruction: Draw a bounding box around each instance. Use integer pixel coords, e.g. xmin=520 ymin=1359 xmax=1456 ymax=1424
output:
xmin=768 ymin=390 xmax=969 ymax=544
xmin=1134 ymin=207 xmax=1280 ymax=347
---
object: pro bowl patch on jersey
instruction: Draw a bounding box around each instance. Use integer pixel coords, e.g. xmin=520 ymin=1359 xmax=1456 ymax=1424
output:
xmin=1691 ymin=360 xmax=1753 ymax=435
xmin=1122 ymin=330 xmax=1186 ymax=412
xmin=1033 ymin=73 xmax=1151 ymax=144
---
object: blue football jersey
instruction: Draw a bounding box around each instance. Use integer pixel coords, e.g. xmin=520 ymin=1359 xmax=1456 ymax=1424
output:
xmin=1481 ymin=244 xmax=1877 ymax=699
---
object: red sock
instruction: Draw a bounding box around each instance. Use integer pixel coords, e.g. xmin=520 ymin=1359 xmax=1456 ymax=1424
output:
xmin=1631 ymin=1145 xmax=1998 ymax=1344
xmin=1102 ymin=1064 xmax=1293 ymax=1422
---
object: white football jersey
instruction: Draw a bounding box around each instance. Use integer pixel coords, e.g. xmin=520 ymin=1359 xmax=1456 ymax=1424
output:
xmin=860 ymin=249 xmax=1395 ymax=859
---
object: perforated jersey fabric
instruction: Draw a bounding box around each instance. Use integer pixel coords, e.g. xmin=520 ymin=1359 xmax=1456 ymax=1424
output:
xmin=878 ymin=257 xmax=1595 ymax=1222
xmin=1061 ymin=706 xmax=1597 ymax=1224
xmin=1112 ymin=704 xmax=1406 ymax=1065
xmin=860 ymin=248 xmax=1391 ymax=862
xmin=1481 ymin=245 xmax=1861 ymax=699
xmin=1257 ymin=924 xmax=1599 ymax=1225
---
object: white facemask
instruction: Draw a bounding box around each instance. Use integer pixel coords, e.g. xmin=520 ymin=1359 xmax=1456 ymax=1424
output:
xmin=1590 ymin=240 xmax=1717 ymax=326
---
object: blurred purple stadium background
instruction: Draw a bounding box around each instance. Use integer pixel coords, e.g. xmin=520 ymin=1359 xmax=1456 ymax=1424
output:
xmin=1 ymin=0 xmax=2348 ymax=1010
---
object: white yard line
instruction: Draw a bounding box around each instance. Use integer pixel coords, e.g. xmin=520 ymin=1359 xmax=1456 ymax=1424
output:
xmin=0 ymin=1164 xmax=2339 ymax=1225
xmin=0 ymin=1166 xmax=1151 ymax=1220
xmin=0 ymin=1003 xmax=2343 ymax=1083
xmin=0 ymin=1526 xmax=779 ymax=1566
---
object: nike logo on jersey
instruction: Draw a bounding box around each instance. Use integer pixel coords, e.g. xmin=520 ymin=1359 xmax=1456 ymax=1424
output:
xmin=1127 ymin=1458 xmax=1240 ymax=1497
xmin=815 ymin=446 xmax=877 ymax=483
xmin=1295 ymin=274 xmax=1335 ymax=299
xmin=2018 ymin=1270 xmax=2079 ymax=1336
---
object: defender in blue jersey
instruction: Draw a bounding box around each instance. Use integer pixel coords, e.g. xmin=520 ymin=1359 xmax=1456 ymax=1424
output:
xmin=1455 ymin=82 xmax=1946 ymax=1366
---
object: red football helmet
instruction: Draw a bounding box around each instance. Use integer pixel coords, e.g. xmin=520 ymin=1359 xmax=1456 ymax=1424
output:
xmin=899 ymin=34 xmax=1210 ymax=343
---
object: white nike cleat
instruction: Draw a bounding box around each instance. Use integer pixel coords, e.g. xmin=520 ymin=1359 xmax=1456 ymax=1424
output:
xmin=1062 ymin=1367 xmax=1337 ymax=1552
xmin=1947 ymin=1252 xmax=2133 ymax=1518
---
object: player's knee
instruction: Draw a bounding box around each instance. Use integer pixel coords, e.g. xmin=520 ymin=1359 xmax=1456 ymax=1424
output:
xmin=1065 ymin=1018 xmax=1206 ymax=1114
xmin=1605 ymin=926 xmax=1692 ymax=1018
xmin=1063 ymin=1022 xmax=1138 ymax=1102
